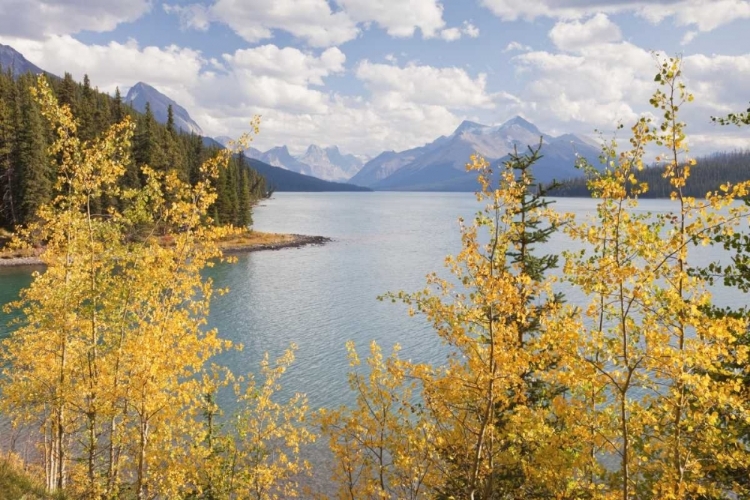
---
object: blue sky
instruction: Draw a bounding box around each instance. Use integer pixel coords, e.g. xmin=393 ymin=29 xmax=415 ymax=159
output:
xmin=1 ymin=0 xmax=749 ymax=157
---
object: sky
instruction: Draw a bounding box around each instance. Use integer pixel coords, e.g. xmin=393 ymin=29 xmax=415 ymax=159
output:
xmin=0 ymin=0 xmax=749 ymax=158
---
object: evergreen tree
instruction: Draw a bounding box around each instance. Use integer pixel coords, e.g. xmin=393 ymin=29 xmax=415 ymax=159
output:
xmin=0 ymin=72 xmax=267 ymax=230
xmin=237 ymin=153 xmax=253 ymax=228
xmin=15 ymin=75 xmax=51 ymax=223
xmin=0 ymin=70 xmax=18 ymax=227
xmin=166 ymin=104 xmax=175 ymax=135
xmin=112 ymin=87 xmax=125 ymax=123
xmin=133 ymin=102 xmax=165 ymax=176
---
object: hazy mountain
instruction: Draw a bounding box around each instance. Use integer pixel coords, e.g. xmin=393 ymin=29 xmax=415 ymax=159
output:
xmin=351 ymin=116 xmax=600 ymax=191
xmin=244 ymin=146 xmax=264 ymax=159
xmin=125 ymin=82 xmax=203 ymax=136
xmin=246 ymin=158 xmax=371 ymax=192
xmin=214 ymin=136 xmax=233 ymax=146
xmin=257 ymin=146 xmax=314 ymax=176
xmin=213 ymin=137 xmax=371 ymax=191
xmin=296 ymin=145 xmax=364 ymax=182
xmin=0 ymin=44 xmax=47 ymax=76
xmin=348 ymin=136 xmax=450 ymax=187
xmin=215 ymin=141 xmax=366 ymax=181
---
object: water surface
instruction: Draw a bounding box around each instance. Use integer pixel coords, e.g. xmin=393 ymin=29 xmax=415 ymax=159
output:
xmin=1 ymin=193 xmax=746 ymax=411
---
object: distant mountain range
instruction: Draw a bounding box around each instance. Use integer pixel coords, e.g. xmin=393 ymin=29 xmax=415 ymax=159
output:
xmin=118 ymin=84 xmax=368 ymax=192
xmin=350 ymin=116 xmax=601 ymax=191
xmin=0 ymin=43 xmax=48 ymax=77
xmin=1 ymin=42 xmax=599 ymax=193
xmin=215 ymin=138 xmax=367 ymax=183
xmin=246 ymin=158 xmax=370 ymax=192
xmin=125 ymin=82 xmax=204 ymax=136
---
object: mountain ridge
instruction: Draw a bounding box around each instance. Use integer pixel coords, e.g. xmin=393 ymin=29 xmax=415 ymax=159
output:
xmin=125 ymin=82 xmax=204 ymax=136
xmin=215 ymin=138 xmax=366 ymax=182
xmin=351 ymin=116 xmax=600 ymax=191
xmin=0 ymin=44 xmax=48 ymax=77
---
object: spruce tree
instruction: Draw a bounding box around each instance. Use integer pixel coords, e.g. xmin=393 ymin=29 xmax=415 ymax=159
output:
xmin=15 ymin=75 xmax=51 ymax=224
xmin=237 ymin=153 xmax=253 ymax=228
xmin=0 ymin=70 xmax=18 ymax=227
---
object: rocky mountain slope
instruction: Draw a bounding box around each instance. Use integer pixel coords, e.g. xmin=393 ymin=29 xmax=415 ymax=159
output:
xmin=350 ymin=116 xmax=600 ymax=191
xmin=125 ymin=82 xmax=203 ymax=136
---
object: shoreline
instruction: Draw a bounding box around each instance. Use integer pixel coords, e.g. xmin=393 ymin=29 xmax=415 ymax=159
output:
xmin=0 ymin=233 xmax=332 ymax=268
xmin=219 ymin=233 xmax=332 ymax=254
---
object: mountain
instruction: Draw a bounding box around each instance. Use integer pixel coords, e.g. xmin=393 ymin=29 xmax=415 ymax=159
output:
xmin=296 ymin=145 xmax=364 ymax=182
xmin=125 ymin=82 xmax=203 ymax=135
xmin=259 ymin=146 xmax=315 ymax=176
xmin=215 ymin=141 xmax=367 ymax=182
xmin=246 ymin=158 xmax=370 ymax=192
xmin=0 ymin=43 xmax=47 ymax=76
xmin=350 ymin=116 xmax=600 ymax=191
xmin=214 ymin=136 xmax=234 ymax=146
xmin=348 ymin=138 xmax=448 ymax=187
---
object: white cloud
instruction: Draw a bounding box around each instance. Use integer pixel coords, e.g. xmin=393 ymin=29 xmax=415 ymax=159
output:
xmin=356 ymin=60 xmax=495 ymax=109
xmin=164 ymin=0 xmax=456 ymax=46
xmin=682 ymin=53 xmax=750 ymax=112
xmin=511 ymin=43 xmax=654 ymax=129
xmin=0 ymin=35 xmax=204 ymax=95
xmin=440 ymin=28 xmax=462 ymax=41
xmin=463 ymin=22 xmax=480 ymax=38
xmin=336 ymin=0 xmax=446 ymax=38
xmin=639 ymin=0 xmax=750 ymax=32
xmin=0 ymin=0 xmax=151 ymax=39
xmin=507 ymin=40 xmax=750 ymax=156
xmin=549 ymin=14 xmax=622 ymax=52
xmin=0 ymin=34 xmax=473 ymax=155
xmin=481 ymin=0 xmax=750 ymax=33
xmin=439 ymin=21 xmax=481 ymax=41
xmin=503 ymin=41 xmax=532 ymax=53
xmin=210 ymin=0 xmax=359 ymax=47
xmin=681 ymin=30 xmax=698 ymax=45
xmin=223 ymin=45 xmax=345 ymax=86
xmin=163 ymin=3 xmax=212 ymax=31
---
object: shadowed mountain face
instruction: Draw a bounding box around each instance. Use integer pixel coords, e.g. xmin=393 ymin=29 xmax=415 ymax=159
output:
xmin=245 ymin=158 xmax=371 ymax=192
xmin=350 ymin=116 xmax=601 ymax=191
xmin=0 ymin=44 xmax=47 ymax=76
xmin=125 ymin=82 xmax=203 ymax=136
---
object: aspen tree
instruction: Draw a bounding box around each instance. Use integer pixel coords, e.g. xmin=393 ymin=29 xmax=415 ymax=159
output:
xmin=563 ymin=56 xmax=750 ymax=499
xmin=319 ymin=340 xmax=439 ymax=499
xmin=1 ymin=76 xmax=235 ymax=499
xmin=325 ymin=147 xmax=575 ymax=499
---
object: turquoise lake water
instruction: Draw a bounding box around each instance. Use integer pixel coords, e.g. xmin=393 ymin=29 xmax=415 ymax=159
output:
xmin=0 ymin=192 xmax=746 ymax=411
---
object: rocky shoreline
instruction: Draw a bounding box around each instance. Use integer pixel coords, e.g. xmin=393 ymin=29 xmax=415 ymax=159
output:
xmin=220 ymin=234 xmax=332 ymax=254
xmin=0 ymin=256 xmax=43 ymax=267
xmin=0 ymin=234 xmax=332 ymax=268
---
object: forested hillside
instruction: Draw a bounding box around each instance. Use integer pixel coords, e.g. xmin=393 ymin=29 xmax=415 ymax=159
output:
xmin=0 ymin=71 xmax=268 ymax=231
xmin=550 ymin=149 xmax=750 ymax=197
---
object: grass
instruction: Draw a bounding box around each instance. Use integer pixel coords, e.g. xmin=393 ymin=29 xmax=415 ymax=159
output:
xmin=217 ymin=230 xmax=296 ymax=249
xmin=0 ymin=454 xmax=62 ymax=500
xmin=0 ymin=229 xmax=299 ymax=262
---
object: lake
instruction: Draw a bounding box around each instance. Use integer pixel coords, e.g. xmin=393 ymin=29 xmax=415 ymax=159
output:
xmin=0 ymin=192 xmax=747 ymax=412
